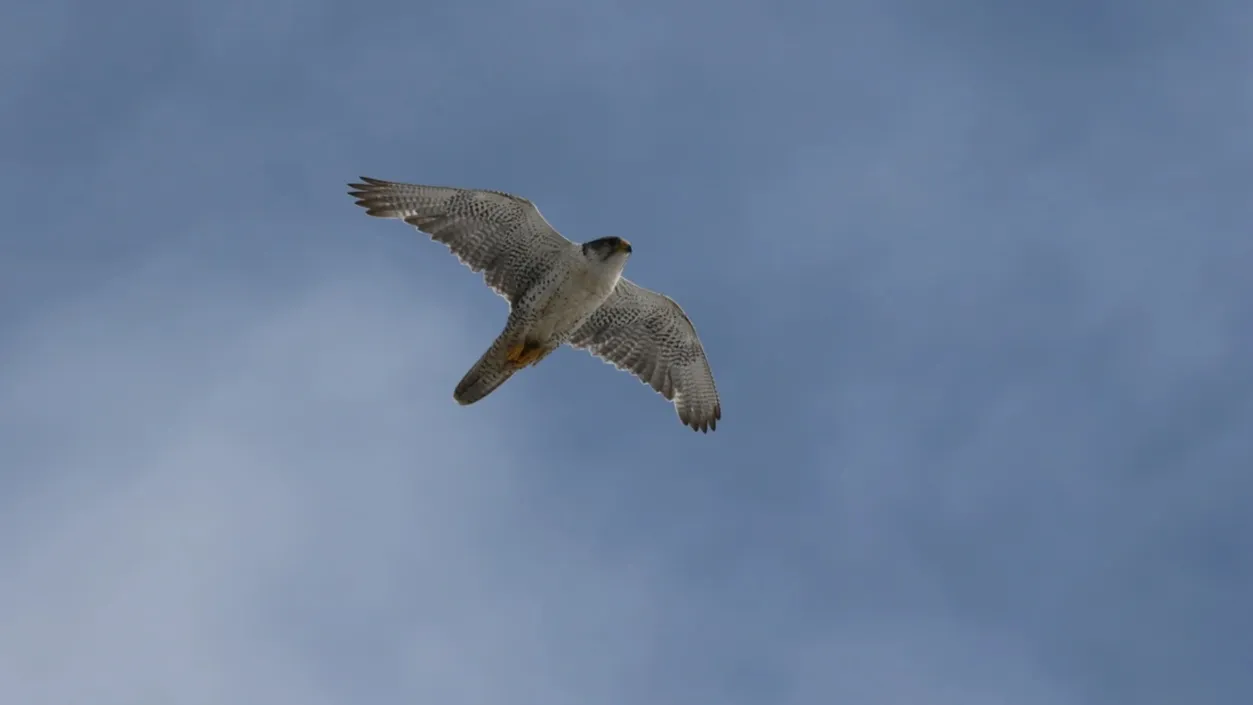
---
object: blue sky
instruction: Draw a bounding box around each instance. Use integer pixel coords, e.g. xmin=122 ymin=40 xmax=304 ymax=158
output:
xmin=2 ymin=0 xmax=1251 ymax=703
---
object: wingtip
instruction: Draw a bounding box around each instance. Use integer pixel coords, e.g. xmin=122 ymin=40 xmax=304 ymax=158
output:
xmin=346 ymin=178 xmax=398 ymax=216
xmin=684 ymin=407 xmax=719 ymax=433
xmin=347 ymin=176 xmax=387 ymax=191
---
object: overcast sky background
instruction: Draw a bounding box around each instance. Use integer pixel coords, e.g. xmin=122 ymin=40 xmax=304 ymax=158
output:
xmin=2 ymin=0 xmax=1251 ymax=704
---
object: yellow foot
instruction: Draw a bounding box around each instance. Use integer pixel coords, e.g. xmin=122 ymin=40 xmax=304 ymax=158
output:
xmin=505 ymin=341 xmax=547 ymax=367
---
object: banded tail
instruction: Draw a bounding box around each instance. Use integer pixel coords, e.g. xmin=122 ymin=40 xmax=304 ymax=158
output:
xmin=453 ymin=329 xmax=555 ymax=405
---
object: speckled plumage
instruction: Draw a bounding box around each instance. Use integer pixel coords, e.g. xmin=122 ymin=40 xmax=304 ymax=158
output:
xmin=347 ymin=176 xmax=722 ymax=432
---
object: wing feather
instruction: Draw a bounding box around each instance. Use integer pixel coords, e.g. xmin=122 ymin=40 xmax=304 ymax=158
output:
xmin=569 ymin=279 xmax=722 ymax=432
xmin=347 ymin=176 xmax=574 ymax=305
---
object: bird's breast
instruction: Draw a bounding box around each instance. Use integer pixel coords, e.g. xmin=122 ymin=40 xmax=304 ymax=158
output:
xmin=532 ymin=268 xmax=619 ymax=341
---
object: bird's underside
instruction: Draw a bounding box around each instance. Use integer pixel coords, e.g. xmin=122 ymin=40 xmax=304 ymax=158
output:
xmin=347 ymin=176 xmax=722 ymax=432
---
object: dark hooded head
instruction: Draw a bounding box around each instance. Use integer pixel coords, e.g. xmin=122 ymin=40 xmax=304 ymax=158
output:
xmin=581 ymin=236 xmax=633 ymax=261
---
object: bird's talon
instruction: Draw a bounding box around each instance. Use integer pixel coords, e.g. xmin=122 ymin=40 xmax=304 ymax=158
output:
xmin=506 ymin=341 xmax=544 ymax=367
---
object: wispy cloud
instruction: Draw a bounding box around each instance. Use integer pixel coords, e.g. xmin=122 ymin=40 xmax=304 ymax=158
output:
xmin=2 ymin=0 xmax=1250 ymax=704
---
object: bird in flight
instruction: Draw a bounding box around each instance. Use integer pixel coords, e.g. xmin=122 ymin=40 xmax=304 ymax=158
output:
xmin=347 ymin=176 xmax=722 ymax=432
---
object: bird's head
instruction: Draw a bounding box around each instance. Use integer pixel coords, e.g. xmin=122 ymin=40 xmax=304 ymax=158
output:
xmin=581 ymin=236 xmax=633 ymax=262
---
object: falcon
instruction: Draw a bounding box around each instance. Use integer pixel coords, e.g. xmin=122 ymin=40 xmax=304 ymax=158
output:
xmin=347 ymin=176 xmax=722 ymax=432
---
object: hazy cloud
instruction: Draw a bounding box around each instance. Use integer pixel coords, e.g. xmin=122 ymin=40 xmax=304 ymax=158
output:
xmin=3 ymin=0 xmax=1250 ymax=704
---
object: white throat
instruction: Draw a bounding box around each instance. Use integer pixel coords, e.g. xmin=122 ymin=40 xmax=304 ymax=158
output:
xmin=585 ymin=252 xmax=629 ymax=293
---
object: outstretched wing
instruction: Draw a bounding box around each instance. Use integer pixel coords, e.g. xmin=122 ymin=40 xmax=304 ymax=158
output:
xmin=347 ymin=176 xmax=575 ymax=306
xmin=569 ymin=279 xmax=722 ymax=432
